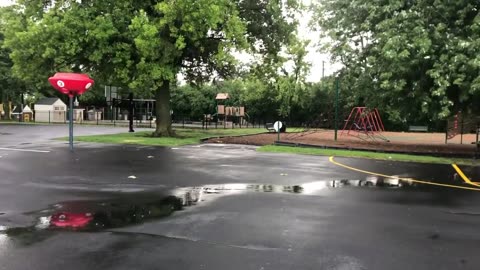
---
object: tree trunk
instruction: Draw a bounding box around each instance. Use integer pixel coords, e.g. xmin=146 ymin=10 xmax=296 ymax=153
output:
xmin=2 ymin=94 xmax=11 ymax=120
xmin=0 ymin=92 xmax=3 ymax=120
xmin=153 ymin=80 xmax=174 ymax=137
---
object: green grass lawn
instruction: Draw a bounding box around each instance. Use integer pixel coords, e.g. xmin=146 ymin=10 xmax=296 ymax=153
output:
xmin=68 ymin=127 xmax=475 ymax=165
xmin=258 ymin=145 xmax=476 ymax=166
xmin=70 ymin=128 xmax=265 ymax=147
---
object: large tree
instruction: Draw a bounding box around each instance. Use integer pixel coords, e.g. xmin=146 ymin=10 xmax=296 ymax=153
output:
xmin=313 ymin=0 xmax=480 ymax=125
xmin=276 ymin=38 xmax=310 ymax=119
xmin=4 ymin=0 xmax=298 ymax=136
xmin=0 ymin=6 xmax=27 ymax=119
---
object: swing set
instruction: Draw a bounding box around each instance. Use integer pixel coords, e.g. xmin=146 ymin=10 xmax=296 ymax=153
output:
xmin=341 ymin=107 xmax=389 ymax=142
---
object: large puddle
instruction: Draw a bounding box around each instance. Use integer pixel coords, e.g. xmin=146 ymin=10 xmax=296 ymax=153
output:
xmin=0 ymin=176 xmax=428 ymax=237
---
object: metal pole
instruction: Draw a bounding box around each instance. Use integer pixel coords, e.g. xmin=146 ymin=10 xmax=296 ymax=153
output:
xmin=128 ymin=93 xmax=135 ymax=132
xmin=334 ymin=78 xmax=339 ymax=141
xmin=69 ymin=95 xmax=74 ymax=151
xmin=460 ymin=116 xmax=464 ymax=144
xmin=445 ymin=120 xmax=448 ymax=144
xmin=147 ymin=101 xmax=150 ymax=124
xmin=475 ymin=123 xmax=480 ymax=158
xmin=322 ymin=61 xmax=325 ymax=79
xmin=476 ymin=123 xmax=479 ymax=155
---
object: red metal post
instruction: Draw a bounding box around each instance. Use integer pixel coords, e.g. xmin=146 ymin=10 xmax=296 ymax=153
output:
xmin=341 ymin=107 xmax=357 ymax=136
xmin=374 ymin=109 xmax=385 ymax=131
xmin=369 ymin=111 xmax=380 ymax=132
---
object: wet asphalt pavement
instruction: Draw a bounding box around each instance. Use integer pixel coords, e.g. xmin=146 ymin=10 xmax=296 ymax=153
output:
xmin=1 ymin=124 xmax=480 ymax=270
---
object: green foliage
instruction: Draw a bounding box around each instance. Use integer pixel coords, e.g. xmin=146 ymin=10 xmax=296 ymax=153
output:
xmin=313 ymin=0 xmax=480 ymax=125
xmin=171 ymin=84 xmax=217 ymax=119
xmin=3 ymin=0 xmax=299 ymax=136
xmin=170 ymin=75 xmax=345 ymax=127
xmin=0 ymin=6 xmax=28 ymax=114
xmin=78 ymin=85 xmax=107 ymax=108
xmin=170 ymin=30 xmax=313 ymax=123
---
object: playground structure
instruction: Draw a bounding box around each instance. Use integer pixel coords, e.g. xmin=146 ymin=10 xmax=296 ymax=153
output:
xmin=341 ymin=107 xmax=388 ymax=142
xmin=212 ymin=93 xmax=246 ymax=128
xmin=283 ymin=107 xmax=385 ymax=141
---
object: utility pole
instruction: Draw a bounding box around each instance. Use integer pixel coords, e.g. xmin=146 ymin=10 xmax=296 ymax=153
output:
xmin=68 ymin=94 xmax=74 ymax=151
xmin=322 ymin=61 xmax=325 ymax=79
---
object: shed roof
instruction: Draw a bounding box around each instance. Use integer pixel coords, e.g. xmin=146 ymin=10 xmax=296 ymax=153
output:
xmin=215 ymin=93 xmax=230 ymax=100
xmin=23 ymin=105 xmax=33 ymax=113
xmin=36 ymin=97 xmax=62 ymax=105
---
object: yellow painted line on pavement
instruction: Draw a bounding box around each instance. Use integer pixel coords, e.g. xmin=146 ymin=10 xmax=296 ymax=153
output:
xmin=329 ymin=156 xmax=480 ymax=192
xmin=452 ymin=164 xmax=480 ymax=188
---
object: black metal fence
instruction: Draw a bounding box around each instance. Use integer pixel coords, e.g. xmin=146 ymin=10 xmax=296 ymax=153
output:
xmin=445 ymin=113 xmax=480 ymax=145
xmin=26 ymin=111 xmax=275 ymax=130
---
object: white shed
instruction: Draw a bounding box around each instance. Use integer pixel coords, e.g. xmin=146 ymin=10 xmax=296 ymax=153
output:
xmin=22 ymin=105 xmax=34 ymax=122
xmin=34 ymin=98 xmax=67 ymax=123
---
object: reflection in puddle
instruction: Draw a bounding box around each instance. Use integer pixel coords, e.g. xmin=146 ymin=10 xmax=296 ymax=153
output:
xmin=0 ymin=234 xmax=7 ymax=254
xmin=0 ymin=176 xmax=418 ymax=238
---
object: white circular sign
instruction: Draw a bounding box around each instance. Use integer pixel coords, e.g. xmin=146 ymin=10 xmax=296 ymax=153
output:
xmin=274 ymin=121 xmax=283 ymax=132
xmin=85 ymin=82 xmax=92 ymax=90
xmin=57 ymin=80 xmax=65 ymax=88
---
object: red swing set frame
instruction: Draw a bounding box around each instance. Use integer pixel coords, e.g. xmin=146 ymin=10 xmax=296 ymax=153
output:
xmin=341 ymin=107 xmax=387 ymax=141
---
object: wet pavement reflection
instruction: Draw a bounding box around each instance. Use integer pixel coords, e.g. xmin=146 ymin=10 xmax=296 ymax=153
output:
xmin=0 ymin=175 xmax=472 ymax=243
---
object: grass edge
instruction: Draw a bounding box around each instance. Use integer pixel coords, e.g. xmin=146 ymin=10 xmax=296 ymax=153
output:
xmin=257 ymin=145 xmax=476 ymax=166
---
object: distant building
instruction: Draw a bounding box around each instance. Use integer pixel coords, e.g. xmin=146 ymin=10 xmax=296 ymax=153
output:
xmin=22 ymin=105 xmax=33 ymax=122
xmin=34 ymin=97 xmax=67 ymax=123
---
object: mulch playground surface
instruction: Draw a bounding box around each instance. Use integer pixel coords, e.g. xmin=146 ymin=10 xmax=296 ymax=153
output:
xmin=205 ymin=129 xmax=479 ymax=157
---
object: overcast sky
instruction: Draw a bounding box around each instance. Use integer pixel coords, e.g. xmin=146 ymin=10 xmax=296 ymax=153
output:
xmin=0 ymin=0 xmax=338 ymax=82
xmin=297 ymin=0 xmax=340 ymax=81
xmin=0 ymin=0 xmax=11 ymax=6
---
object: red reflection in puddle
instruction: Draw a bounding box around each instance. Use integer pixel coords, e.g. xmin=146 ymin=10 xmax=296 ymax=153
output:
xmin=50 ymin=212 xmax=94 ymax=228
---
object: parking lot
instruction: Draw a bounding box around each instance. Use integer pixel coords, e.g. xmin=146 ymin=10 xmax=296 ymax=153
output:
xmin=1 ymin=124 xmax=479 ymax=270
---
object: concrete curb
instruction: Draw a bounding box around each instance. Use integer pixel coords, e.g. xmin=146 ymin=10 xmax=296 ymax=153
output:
xmin=273 ymin=141 xmax=479 ymax=159
xmin=200 ymin=132 xmax=269 ymax=143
